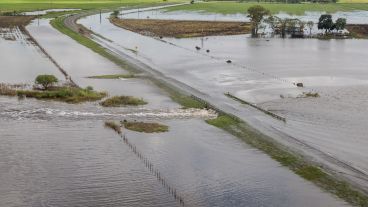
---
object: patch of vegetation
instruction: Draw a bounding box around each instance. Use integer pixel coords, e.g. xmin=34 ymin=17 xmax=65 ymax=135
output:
xmin=205 ymin=114 xmax=368 ymax=206
xmin=87 ymin=74 xmax=135 ymax=79
xmin=166 ymin=2 xmax=368 ymax=15
xmin=122 ymin=120 xmax=168 ymax=133
xmin=16 ymin=86 xmax=107 ymax=103
xmin=206 ymin=115 xmax=239 ymax=128
xmin=100 ymin=96 xmax=147 ymax=107
xmin=303 ymin=92 xmax=320 ymax=97
xmin=104 ymin=121 xmax=122 ymax=134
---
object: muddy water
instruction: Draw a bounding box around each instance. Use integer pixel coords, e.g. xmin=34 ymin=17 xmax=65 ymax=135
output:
xmin=79 ymin=10 xmax=368 ymax=183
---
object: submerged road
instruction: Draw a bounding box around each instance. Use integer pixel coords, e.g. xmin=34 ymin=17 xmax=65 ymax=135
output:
xmin=62 ymin=6 xmax=368 ymax=194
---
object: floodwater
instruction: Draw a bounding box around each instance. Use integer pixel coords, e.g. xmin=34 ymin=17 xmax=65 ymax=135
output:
xmin=0 ymin=97 xmax=348 ymax=207
xmin=121 ymin=9 xmax=368 ymax=24
xmin=0 ymin=14 xmax=350 ymax=206
xmin=0 ymin=27 xmax=64 ymax=84
xmin=79 ymin=9 xmax=368 ymax=187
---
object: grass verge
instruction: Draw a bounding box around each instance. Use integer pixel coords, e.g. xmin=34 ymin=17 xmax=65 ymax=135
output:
xmin=87 ymin=74 xmax=135 ymax=79
xmin=206 ymin=115 xmax=368 ymax=206
xmin=16 ymin=86 xmax=107 ymax=103
xmin=122 ymin=121 xmax=168 ymax=133
xmin=100 ymin=95 xmax=147 ymax=107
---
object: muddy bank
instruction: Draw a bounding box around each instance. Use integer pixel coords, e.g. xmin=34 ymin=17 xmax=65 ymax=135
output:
xmin=0 ymin=16 xmax=35 ymax=27
xmin=110 ymin=18 xmax=250 ymax=38
xmin=347 ymin=24 xmax=368 ymax=38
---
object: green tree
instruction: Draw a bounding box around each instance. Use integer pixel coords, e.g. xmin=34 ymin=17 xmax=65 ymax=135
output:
xmin=318 ymin=14 xmax=334 ymax=34
xmin=335 ymin=18 xmax=347 ymax=31
xmin=247 ymin=5 xmax=270 ymax=37
xmin=35 ymin=75 xmax=58 ymax=90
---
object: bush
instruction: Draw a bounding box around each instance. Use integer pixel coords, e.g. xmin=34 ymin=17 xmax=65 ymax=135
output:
xmin=35 ymin=75 xmax=58 ymax=90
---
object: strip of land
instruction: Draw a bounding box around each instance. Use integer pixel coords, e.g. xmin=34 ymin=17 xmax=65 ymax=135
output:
xmin=110 ymin=18 xmax=251 ymax=38
xmin=0 ymin=16 xmax=34 ymax=27
xmin=346 ymin=24 xmax=368 ymax=38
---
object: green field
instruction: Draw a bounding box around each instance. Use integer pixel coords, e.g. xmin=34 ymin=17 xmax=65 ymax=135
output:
xmin=0 ymin=0 xmax=183 ymax=13
xmin=166 ymin=1 xmax=368 ymax=15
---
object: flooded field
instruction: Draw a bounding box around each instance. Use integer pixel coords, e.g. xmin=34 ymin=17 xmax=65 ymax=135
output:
xmin=79 ymin=8 xmax=368 ymax=189
xmin=0 ymin=27 xmax=64 ymax=84
xmin=0 ymin=11 xmax=352 ymax=206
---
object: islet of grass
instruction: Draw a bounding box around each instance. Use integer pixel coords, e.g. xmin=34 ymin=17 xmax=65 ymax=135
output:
xmin=100 ymin=95 xmax=147 ymax=107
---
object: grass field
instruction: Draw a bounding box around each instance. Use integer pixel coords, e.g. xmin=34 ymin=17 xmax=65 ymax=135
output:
xmin=166 ymin=2 xmax=368 ymax=15
xmin=0 ymin=0 xmax=183 ymax=13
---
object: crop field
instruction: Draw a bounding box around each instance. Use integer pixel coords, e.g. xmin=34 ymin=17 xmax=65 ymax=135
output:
xmin=165 ymin=1 xmax=368 ymax=15
xmin=0 ymin=0 xmax=183 ymax=13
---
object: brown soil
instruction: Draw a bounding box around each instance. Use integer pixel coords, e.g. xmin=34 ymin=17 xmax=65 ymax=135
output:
xmin=346 ymin=24 xmax=368 ymax=38
xmin=0 ymin=16 xmax=35 ymax=27
xmin=110 ymin=18 xmax=251 ymax=38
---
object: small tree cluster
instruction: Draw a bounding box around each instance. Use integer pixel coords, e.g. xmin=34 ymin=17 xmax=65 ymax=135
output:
xmin=318 ymin=15 xmax=346 ymax=34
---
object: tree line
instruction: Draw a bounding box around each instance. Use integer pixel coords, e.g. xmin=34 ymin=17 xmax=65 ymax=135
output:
xmin=247 ymin=5 xmax=347 ymax=37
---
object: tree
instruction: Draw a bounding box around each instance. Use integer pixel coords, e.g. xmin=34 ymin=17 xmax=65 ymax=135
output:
xmin=318 ymin=14 xmax=334 ymax=34
xmin=335 ymin=18 xmax=346 ymax=31
xmin=247 ymin=5 xmax=270 ymax=37
xmin=307 ymin=21 xmax=314 ymax=36
xmin=35 ymin=75 xmax=58 ymax=90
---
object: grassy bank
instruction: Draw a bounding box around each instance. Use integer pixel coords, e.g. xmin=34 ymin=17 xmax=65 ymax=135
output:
xmin=100 ymin=96 xmax=147 ymax=107
xmin=166 ymin=2 xmax=368 ymax=15
xmin=206 ymin=115 xmax=368 ymax=206
xmin=0 ymin=0 xmax=184 ymax=13
xmin=123 ymin=121 xmax=169 ymax=133
xmin=110 ymin=18 xmax=250 ymax=38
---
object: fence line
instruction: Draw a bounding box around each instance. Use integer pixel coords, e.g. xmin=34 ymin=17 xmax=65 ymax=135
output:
xmin=120 ymin=134 xmax=185 ymax=206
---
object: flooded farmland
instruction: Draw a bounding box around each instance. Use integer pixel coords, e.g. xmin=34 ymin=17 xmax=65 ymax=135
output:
xmin=1 ymin=4 xmax=367 ymax=207
xmin=79 ymin=7 xmax=368 ymax=190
